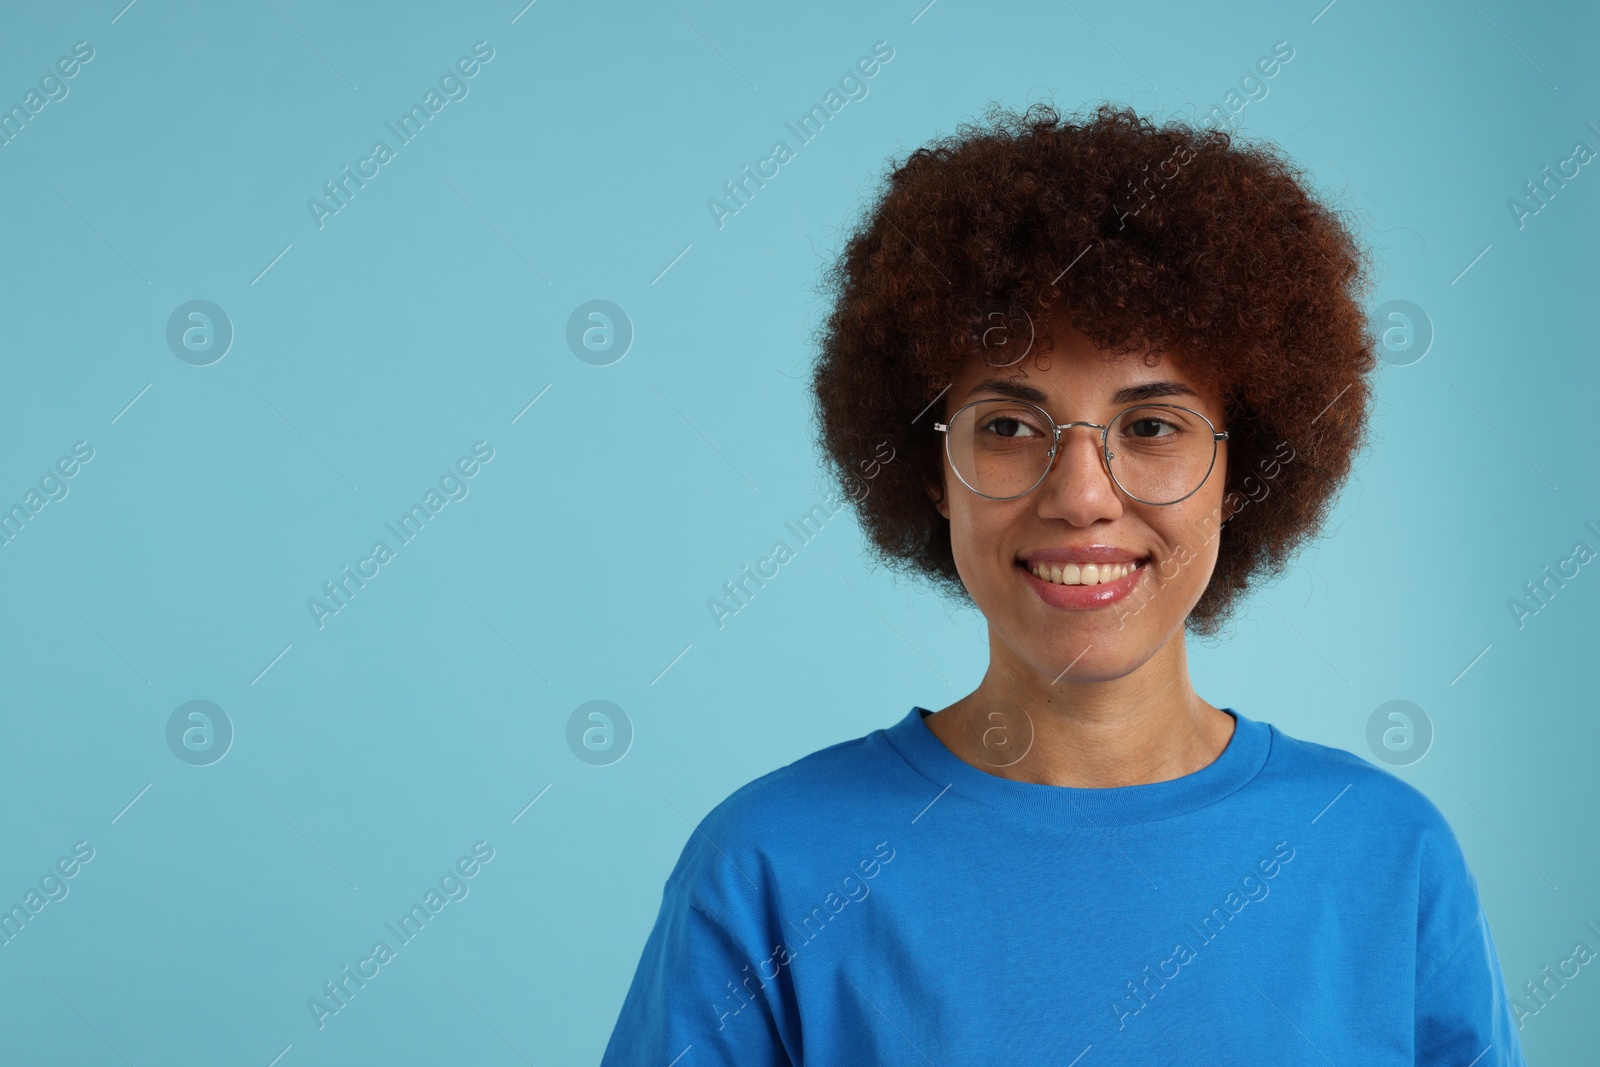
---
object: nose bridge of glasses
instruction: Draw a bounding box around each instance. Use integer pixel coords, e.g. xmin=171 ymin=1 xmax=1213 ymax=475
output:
xmin=1044 ymin=418 xmax=1114 ymax=480
xmin=1053 ymin=418 xmax=1108 ymax=438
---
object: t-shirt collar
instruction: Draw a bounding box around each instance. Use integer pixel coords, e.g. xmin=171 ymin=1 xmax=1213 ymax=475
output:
xmin=883 ymin=705 xmax=1273 ymax=828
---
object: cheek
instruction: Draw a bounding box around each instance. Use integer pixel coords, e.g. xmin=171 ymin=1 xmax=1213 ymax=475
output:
xmin=945 ymin=498 xmax=989 ymax=575
xmin=945 ymin=498 xmax=1017 ymax=596
xmin=1146 ymin=500 xmax=1226 ymax=601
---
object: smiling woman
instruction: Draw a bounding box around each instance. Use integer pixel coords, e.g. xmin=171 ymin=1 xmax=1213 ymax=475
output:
xmin=601 ymin=102 xmax=1527 ymax=1066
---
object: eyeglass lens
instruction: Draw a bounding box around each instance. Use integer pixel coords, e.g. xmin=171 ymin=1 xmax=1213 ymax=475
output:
xmin=945 ymin=400 xmax=1218 ymax=504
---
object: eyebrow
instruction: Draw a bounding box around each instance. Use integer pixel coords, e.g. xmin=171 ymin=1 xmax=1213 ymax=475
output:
xmin=964 ymin=377 xmax=1200 ymax=406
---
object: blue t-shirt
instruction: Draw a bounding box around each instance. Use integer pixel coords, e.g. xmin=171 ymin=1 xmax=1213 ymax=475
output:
xmin=601 ymin=707 xmax=1526 ymax=1065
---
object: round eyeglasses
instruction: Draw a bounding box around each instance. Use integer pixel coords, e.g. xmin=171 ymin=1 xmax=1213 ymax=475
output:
xmin=934 ymin=398 xmax=1229 ymax=505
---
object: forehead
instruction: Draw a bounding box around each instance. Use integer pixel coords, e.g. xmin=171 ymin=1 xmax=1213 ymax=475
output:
xmin=949 ymin=347 xmax=1210 ymax=402
xmin=947 ymin=312 xmax=1224 ymax=406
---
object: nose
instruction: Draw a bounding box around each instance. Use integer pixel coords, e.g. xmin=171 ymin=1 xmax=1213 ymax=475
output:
xmin=1033 ymin=423 xmax=1123 ymax=524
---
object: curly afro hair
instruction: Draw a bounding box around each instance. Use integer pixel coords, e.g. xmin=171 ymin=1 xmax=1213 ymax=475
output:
xmin=808 ymin=101 xmax=1379 ymax=636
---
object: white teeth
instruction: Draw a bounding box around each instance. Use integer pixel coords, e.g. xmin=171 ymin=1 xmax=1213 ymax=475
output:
xmin=1028 ymin=560 xmax=1139 ymax=586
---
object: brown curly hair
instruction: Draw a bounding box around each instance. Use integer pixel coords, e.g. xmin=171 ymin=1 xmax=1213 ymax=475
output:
xmin=808 ymin=101 xmax=1378 ymax=635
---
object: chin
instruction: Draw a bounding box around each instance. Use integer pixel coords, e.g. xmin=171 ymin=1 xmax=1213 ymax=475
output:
xmin=1031 ymin=637 xmax=1157 ymax=684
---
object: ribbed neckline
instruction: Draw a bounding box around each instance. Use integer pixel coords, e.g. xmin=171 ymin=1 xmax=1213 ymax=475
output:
xmin=883 ymin=705 xmax=1273 ymax=828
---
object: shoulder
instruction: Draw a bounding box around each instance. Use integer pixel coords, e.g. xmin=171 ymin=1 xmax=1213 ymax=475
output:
xmin=1255 ymin=718 xmax=1473 ymax=884
xmin=1258 ymin=719 xmax=1449 ymax=829
xmin=662 ymin=717 xmax=924 ymax=919
xmin=1252 ymin=717 xmax=1489 ymax=970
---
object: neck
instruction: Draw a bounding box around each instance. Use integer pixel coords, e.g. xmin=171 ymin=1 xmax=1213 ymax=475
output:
xmin=925 ymin=626 xmax=1234 ymax=788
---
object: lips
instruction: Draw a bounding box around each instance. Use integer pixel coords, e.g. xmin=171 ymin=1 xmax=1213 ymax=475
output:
xmin=1014 ymin=549 xmax=1149 ymax=609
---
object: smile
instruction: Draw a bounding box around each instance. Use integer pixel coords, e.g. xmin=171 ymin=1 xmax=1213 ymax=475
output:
xmin=1023 ymin=560 xmax=1142 ymax=586
xmin=1014 ymin=556 xmax=1147 ymax=610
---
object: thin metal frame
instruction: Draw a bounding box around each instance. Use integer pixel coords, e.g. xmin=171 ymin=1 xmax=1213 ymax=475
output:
xmin=933 ymin=399 xmax=1230 ymax=505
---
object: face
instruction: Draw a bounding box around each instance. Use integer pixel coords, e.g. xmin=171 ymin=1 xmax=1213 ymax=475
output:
xmin=929 ymin=312 xmax=1233 ymax=683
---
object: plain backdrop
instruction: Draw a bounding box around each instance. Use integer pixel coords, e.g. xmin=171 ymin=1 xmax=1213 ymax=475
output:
xmin=0 ymin=0 xmax=1595 ymax=1062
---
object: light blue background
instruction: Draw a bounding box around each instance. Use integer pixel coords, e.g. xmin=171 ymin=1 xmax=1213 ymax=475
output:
xmin=0 ymin=0 xmax=1595 ymax=1062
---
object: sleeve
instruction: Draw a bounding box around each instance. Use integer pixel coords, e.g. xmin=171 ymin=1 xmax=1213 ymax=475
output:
xmin=1413 ymin=826 xmax=1527 ymax=1066
xmin=599 ymin=878 xmax=794 ymax=1067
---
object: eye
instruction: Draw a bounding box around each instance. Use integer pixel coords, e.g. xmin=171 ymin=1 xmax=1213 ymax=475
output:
xmin=1113 ymin=404 xmax=1203 ymax=447
xmin=980 ymin=414 xmax=1045 ymax=439
xmin=1124 ymin=416 xmax=1179 ymax=439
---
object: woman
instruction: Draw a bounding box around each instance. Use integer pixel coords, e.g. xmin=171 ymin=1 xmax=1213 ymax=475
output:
xmin=601 ymin=103 xmax=1525 ymax=1065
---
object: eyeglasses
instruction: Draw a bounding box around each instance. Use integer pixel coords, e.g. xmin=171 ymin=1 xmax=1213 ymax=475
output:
xmin=934 ymin=398 xmax=1229 ymax=505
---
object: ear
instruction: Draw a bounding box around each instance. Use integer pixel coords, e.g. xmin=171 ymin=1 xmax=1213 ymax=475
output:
xmin=927 ymin=477 xmax=950 ymax=520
